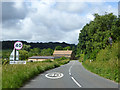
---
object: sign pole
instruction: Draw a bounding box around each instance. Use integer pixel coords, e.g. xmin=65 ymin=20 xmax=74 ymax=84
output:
xmin=10 ymin=41 xmax=26 ymax=64
xmin=14 ymin=49 xmax=16 ymax=61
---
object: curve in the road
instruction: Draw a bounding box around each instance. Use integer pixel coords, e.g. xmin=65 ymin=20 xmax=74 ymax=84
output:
xmin=69 ymin=61 xmax=82 ymax=87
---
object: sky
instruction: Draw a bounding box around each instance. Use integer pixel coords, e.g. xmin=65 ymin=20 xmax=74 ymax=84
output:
xmin=1 ymin=0 xmax=119 ymax=44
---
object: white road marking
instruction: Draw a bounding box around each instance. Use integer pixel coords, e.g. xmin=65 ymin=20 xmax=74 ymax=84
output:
xmin=69 ymin=61 xmax=82 ymax=88
xmin=71 ymin=77 xmax=82 ymax=87
xmin=31 ymin=80 xmax=37 ymax=81
xmin=69 ymin=61 xmax=75 ymax=75
xmin=45 ymin=72 xmax=64 ymax=79
xmin=69 ymin=66 xmax=72 ymax=75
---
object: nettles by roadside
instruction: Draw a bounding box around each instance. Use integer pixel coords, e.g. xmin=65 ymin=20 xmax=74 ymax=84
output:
xmin=81 ymin=43 xmax=119 ymax=83
xmin=2 ymin=59 xmax=70 ymax=88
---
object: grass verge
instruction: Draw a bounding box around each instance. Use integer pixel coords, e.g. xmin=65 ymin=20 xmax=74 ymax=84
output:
xmin=82 ymin=43 xmax=119 ymax=83
xmin=2 ymin=59 xmax=69 ymax=88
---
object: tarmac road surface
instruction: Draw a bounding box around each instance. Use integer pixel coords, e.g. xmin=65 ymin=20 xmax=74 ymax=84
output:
xmin=21 ymin=60 xmax=118 ymax=88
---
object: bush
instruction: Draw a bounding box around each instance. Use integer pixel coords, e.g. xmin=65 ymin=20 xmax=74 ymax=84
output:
xmin=79 ymin=54 xmax=84 ymax=62
xmin=55 ymin=56 xmax=67 ymax=61
xmin=42 ymin=59 xmax=53 ymax=63
xmin=2 ymin=61 xmax=60 ymax=88
xmin=82 ymin=43 xmax=119 ymax=82
xmin=90 ymin=49 xmax=100 ymax=60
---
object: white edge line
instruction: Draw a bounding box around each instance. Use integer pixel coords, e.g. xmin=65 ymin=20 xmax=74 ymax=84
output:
xmin=71 ymin=77 xmax=82 ymax=87
xmin=69 ymin=61 xmax=75 ymax=75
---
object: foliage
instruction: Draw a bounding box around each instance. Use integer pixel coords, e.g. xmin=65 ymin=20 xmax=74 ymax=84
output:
xmin=55 ymin=56 xmax=67 ymax=61
xmin=77 ymin=13 xmax=120 ymax=59
xmin=40 ymin=48 xmax=53 ymax=56
xmin=2 ymin=61 xmax=60 ymax=88
xmin=79 ymin=54 xmax=84 ymax=62
xmin=77 ymin=13 xmax=119 ymax=82
xmin=19 ymin=50 xmax=28 ymax=60
xmin=2 ymin=59 xmax=70 ymax=88
xmin=2 ymin=59 xmax=10 ymax=65
xmin=57 ymin=59 xmax=70 ymax=65
xmin=0 ymin=65 xmax=1 ymax=90
xmin=2 ymin=49 xmax=12 ymax=60
xmin=55 ymin=46 xmax=63 ymax=50
xmin=21 ymin=44 xmax=31 ymax=51
xmin=28 ymin=48 xmax=41 ymax=57
xmin=2 ymin=41 xmax=76 ymax=50
xmin=42 ymin=59 xmax=53 ymax=63
xmin=82 ymin=43 xmax=119 ymax=82
xmin=63 ymin=46 xmax=71 ymax=50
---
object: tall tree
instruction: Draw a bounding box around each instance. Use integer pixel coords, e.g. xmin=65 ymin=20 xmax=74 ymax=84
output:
xmin=77 ymin=13 xmax=120 ymax=59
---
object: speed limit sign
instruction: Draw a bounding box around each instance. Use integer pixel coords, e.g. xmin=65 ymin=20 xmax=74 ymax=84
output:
xmin=14 ymin=41 xmax=23 ymax=50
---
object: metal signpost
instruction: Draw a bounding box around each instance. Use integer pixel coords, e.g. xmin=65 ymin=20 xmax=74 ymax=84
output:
xmin=10 ymin=41 xmax=26 ymax=64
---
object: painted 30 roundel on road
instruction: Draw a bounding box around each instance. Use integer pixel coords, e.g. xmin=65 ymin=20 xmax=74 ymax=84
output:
xmin=45 ymin=72 xmax=64 ymax=79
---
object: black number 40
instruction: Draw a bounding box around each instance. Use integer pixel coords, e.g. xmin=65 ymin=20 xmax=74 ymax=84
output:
xmin=16 ymin=43 xmax=22 ymax=47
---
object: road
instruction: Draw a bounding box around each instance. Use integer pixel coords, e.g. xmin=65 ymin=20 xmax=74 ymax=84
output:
xmin=21 ymin=60 xmax=118 ymax=88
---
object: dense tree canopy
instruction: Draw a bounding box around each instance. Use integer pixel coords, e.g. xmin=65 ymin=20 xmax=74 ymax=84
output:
xmin=77 ymin=13 xmax=120 ymax=60
xmin=63 ymin=46 xmax=71 ymax=50
xmin=55 ymin=46 xmax=63 ymax=50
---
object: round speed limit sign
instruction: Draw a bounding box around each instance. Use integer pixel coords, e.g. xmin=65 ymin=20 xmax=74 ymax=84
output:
xmin=14 ymin=41 xmax=23 ymax=50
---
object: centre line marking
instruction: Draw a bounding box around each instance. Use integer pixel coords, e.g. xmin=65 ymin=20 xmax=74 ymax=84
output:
xmin=69 ymin=61 xmax=75 ymax=75
xmin=71 ymin=77 xmax=82 ymax=87
xmin=69 ymin=61 xmax=82 ymax=88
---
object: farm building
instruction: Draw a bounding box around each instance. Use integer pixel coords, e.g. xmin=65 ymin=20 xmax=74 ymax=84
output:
xmin=28 ymin=56 xmax=55 ymax=62
xmin=53 ymin=50 xmax=72 ymax=58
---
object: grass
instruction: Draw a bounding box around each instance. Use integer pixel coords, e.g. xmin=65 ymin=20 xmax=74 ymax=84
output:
xmin=0 ymin=64 xmax=2 ymax=90
xmin=2 ymin=59 xmax=69 ymax=88
xmin=0 ymin=50 xmax=2 ymax=90
xmin=82 ymin=43 xmax=119 ymax=83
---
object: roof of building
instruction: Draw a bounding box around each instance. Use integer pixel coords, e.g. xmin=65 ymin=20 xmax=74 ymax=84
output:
xmin=28 ymin=56 xmax=54 ymax=59
xmin=53 ymin=50 xmax=72 ymax=55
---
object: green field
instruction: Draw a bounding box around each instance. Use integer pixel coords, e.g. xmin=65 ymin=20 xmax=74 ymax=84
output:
xmin=2 ymin=59 xmax=69 ymax=88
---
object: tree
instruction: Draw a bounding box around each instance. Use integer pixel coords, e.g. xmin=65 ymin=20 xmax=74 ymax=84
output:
xmin=28 ymin=48 xmax=41 ymax=56
xmin=63 ymin=46 xmax=71 ymax=50
xmin=40 ymin=48 xmax=53 ymax=56
xmin=55 ymin=46 xmax=63 ymax=50
xmin=22 ymin=44 xmax=31 ymax=51
xmin=19 ymin=50 xmax=28 ymax=60
xmin=77 ymin=13 xmax=119 ymax=60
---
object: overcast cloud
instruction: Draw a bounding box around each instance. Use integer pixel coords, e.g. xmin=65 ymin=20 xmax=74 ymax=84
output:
xmin=1 ymin=0 xmax=118 ymax=44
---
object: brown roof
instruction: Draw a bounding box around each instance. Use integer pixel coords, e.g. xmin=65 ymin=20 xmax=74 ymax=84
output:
xmin=53 ymin=50 xmax=72 ymax=55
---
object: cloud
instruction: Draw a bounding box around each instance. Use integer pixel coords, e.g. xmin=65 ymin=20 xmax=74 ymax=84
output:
xmin=2 ymin=1 xmax=118 ymax=44
xmin=2 ymin=2 xmax=28 ymax=21
xmin=55 ymin=2 xmax=87 ymax=13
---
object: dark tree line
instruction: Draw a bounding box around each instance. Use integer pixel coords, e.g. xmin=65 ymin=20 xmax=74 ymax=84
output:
xmin=1 ymin=41 xmax=76 ymax=50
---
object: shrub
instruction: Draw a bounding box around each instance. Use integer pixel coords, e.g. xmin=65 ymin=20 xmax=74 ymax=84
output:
xmin=79 ymin=54 xmax=84 ymax=62
xmin=55 ymin=56 xmax=67 ymax=61
xmin=42 ymin=59 xmax=53 ymax=63
xmin=82 ymin=43 xmax=119 ymax=82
